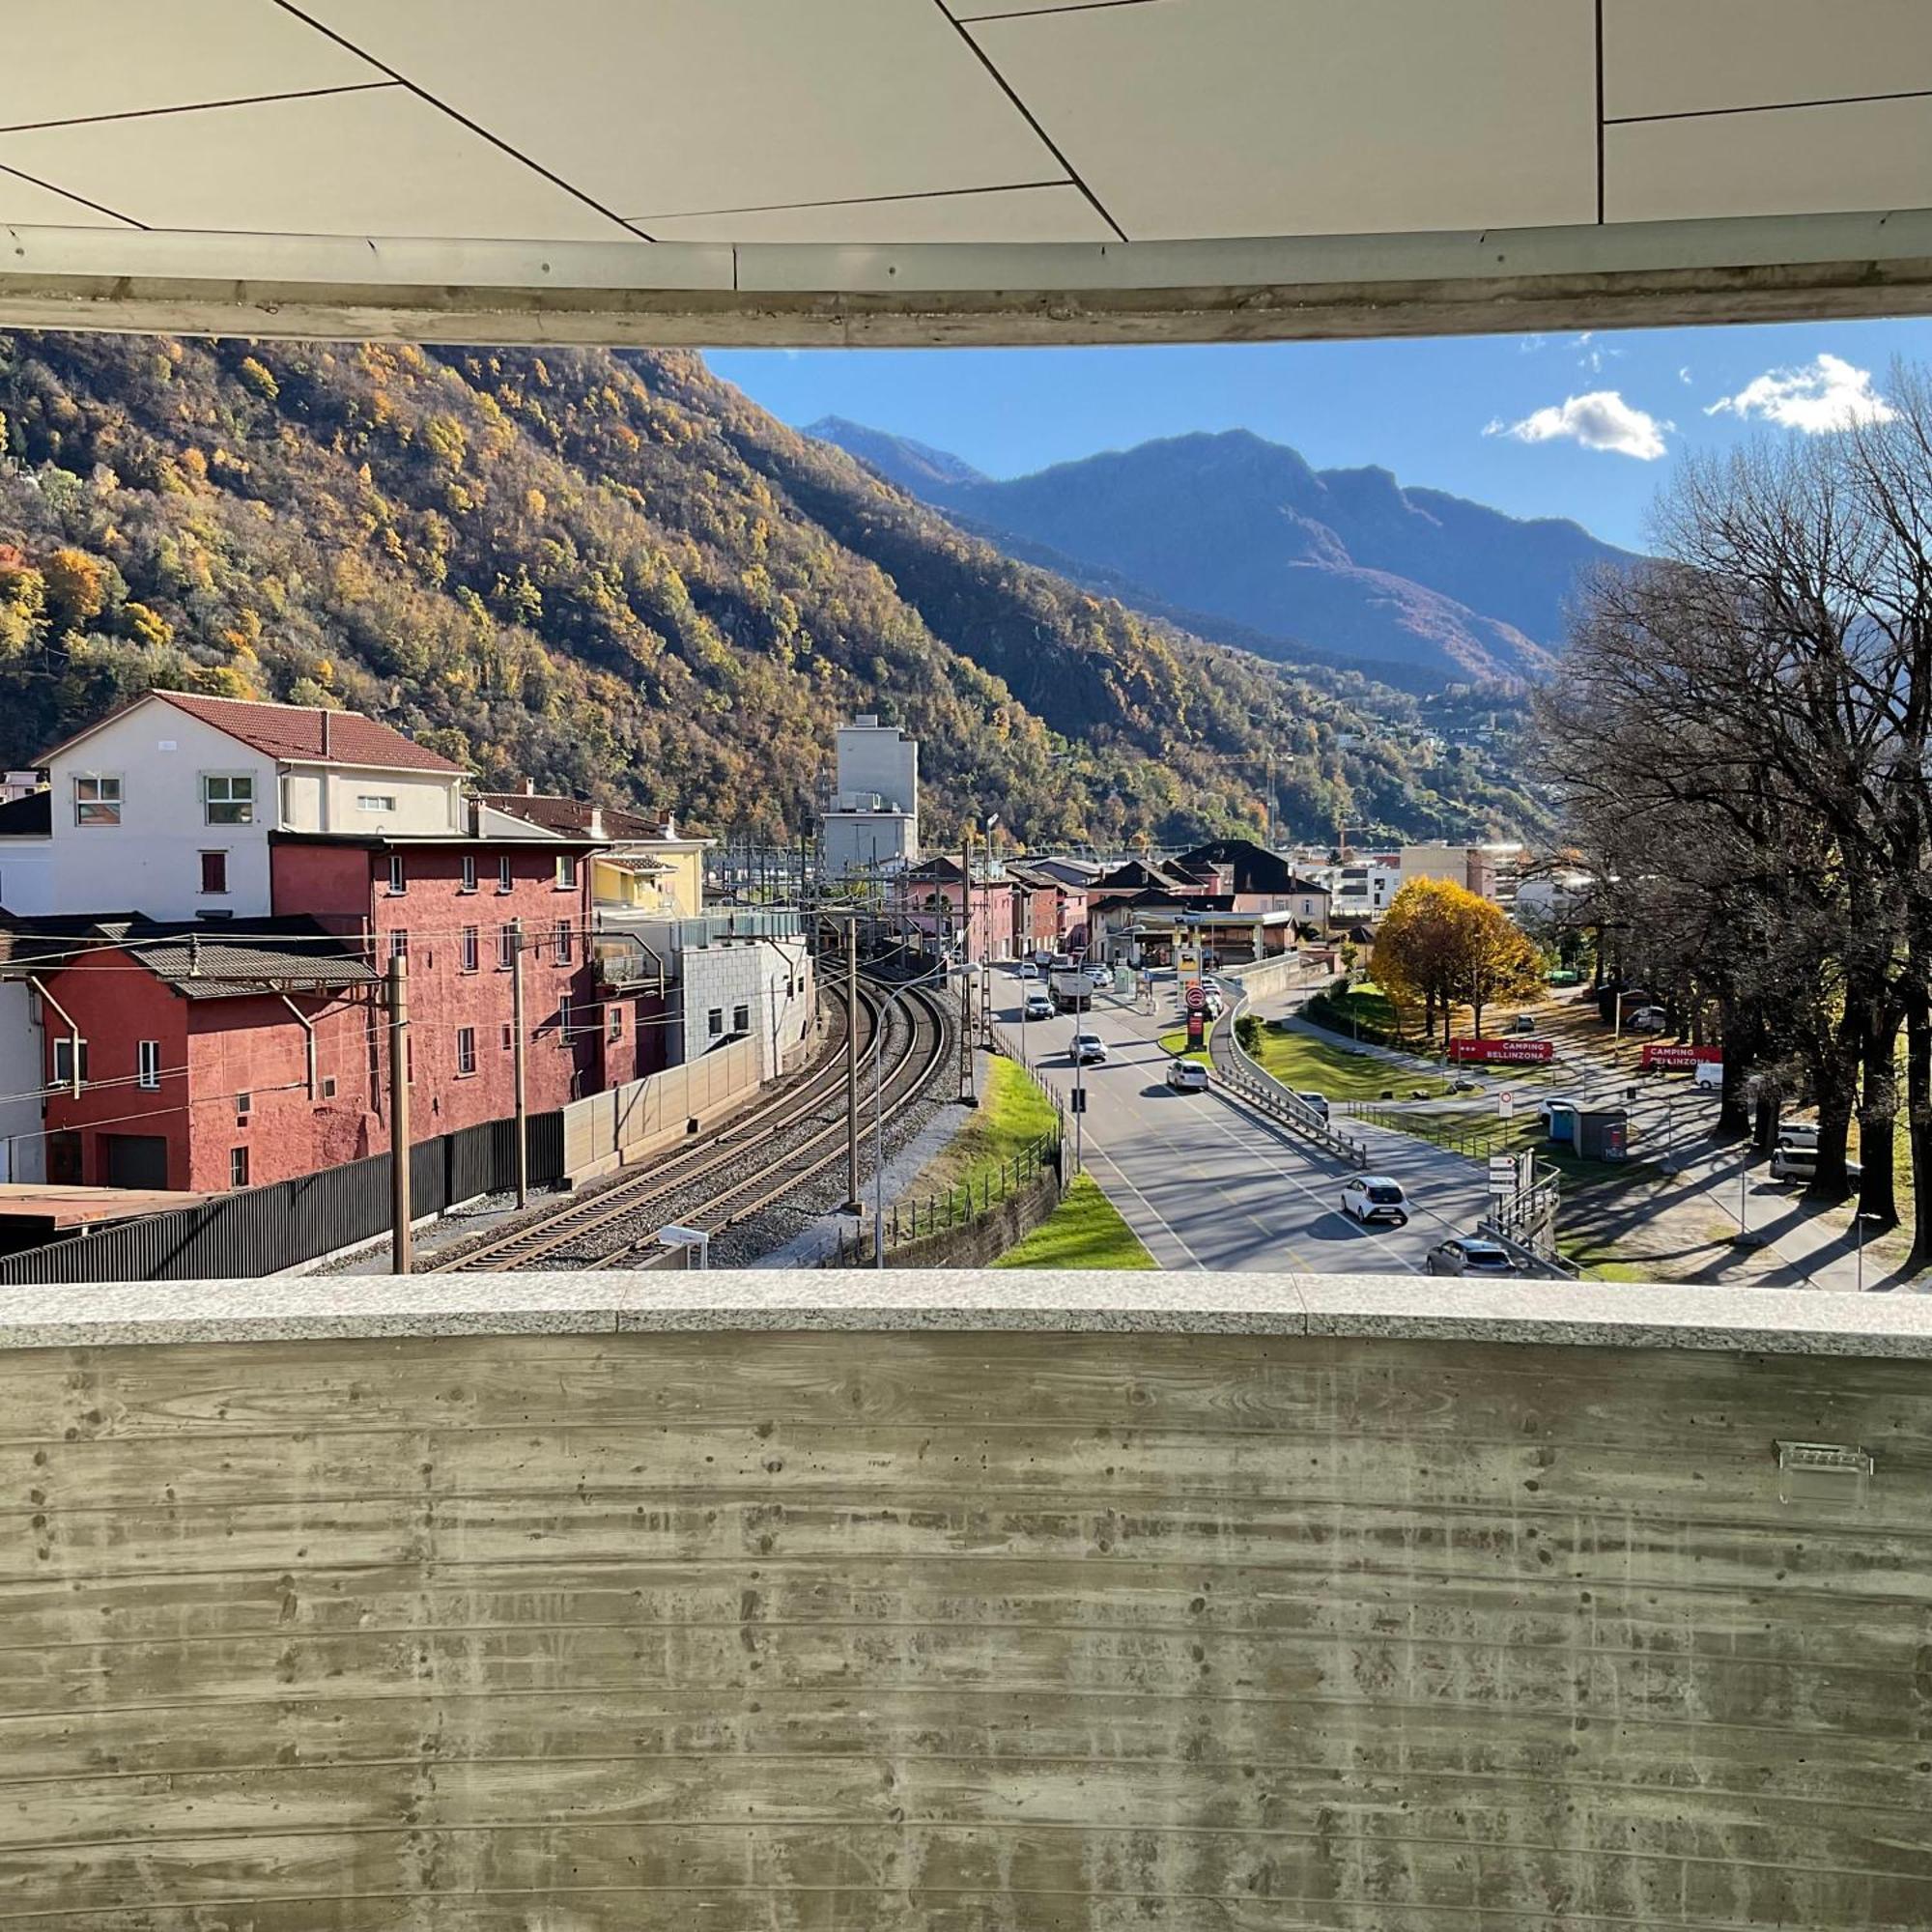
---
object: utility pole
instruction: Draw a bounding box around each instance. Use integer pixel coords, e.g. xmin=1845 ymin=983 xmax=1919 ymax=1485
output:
xmin=387 ymin=952 xmax=412 ymax=1275
xmin=845 ymin=916 xmax=862 ymax=1210
xmin=510 ymin=916 xmax=528 ymax=1208
xmin=958 ymin=825 xmax=977 ymax=1105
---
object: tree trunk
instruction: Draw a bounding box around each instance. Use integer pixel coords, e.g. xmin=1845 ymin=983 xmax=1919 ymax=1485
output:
xmin=1853 ymin=1005 xmax=1901 ymax=1228
xmin=1908 ymin=962 xmax=1932 ymax=1266
xmin=1804 ymin=1012 xmax=1861 ymax=1199
xmin=1716 ymin=1000 xmax=1756 ymax=1141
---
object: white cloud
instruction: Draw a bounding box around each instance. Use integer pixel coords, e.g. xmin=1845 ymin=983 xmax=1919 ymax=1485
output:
xmin=1486 ymin=390 xmax=1670 ymax=461
xmin=1704 ymin=352 xmax=1894 ymax=433
xmin=1678 ymin=366 xmax=1693 ymax=385
xmin=1518 ymin=333 xmax=1549 ymax=354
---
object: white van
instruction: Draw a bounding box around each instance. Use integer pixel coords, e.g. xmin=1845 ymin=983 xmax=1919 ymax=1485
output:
xmin=1692 ymin=1061 xmax=1722 ymax=1090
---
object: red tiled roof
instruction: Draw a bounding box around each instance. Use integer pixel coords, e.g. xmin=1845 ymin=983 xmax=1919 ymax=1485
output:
xmin=479 ymin=792 xmax=668 ymax=839
xmin=39 ymin=692 xmax=465 ymax=774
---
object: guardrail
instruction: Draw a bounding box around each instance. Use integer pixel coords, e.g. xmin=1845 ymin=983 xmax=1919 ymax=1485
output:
xmin=1214 ymin=984 xmax=1371 ymax=1168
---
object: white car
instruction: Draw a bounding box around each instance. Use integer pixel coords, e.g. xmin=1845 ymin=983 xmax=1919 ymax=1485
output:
xmin=1086 ymin=963 xmax=1112 ymax=988
xmin=1626 ymin=1006 xmax=1669 ymax=1033
xmin=1023 ymin=993 xmax=1053 ymax=1022
xmin=1070 ymin=1033 xmax=1108 ymax=1065
xmin=1341 ymin=1176 xmax=1409 ymax=1226
xmin=1165 ymin=1059 xmax=1210 ymax=1093
xmin=1018 ymin=960 xmax=1039 ymax=980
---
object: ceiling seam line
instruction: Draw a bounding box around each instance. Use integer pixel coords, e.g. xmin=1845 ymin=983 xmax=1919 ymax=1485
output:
xmin=1607 ymin=87 xmax=1932 ymax=126
xmin=0 ymin=162 xmax=146 ymax=231
xmin=952 ymin=0 xmax=1164 ymax=20
xmin=1593 ymin=0 xmax=1605 ymax=225
xmin=0 ymin=82 xmax=395 ymax=137
xmin=264 ymin=0 xmax=655 ymax=242
xmin=628 ymin=180 xmax=1073 ymax=222
xmin=934 ymin=0 xmax=1128 ymax=243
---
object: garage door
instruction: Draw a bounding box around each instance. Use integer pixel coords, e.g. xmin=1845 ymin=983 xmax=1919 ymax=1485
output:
xmin=102 ymin=1134 xmax=170 ymax=1191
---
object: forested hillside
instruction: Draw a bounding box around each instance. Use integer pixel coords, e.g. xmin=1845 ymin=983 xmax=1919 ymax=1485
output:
xmin=0 ymin=334 xmax=1540 ymax=847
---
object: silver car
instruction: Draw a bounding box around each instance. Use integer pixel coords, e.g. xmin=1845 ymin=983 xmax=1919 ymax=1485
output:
xmin=1426 ymin=1237 xmax=1518 ymax=1277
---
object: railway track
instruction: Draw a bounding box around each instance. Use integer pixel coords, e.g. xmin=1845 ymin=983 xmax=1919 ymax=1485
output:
xmin=427 ymin=977 xmax=950 ymax=1272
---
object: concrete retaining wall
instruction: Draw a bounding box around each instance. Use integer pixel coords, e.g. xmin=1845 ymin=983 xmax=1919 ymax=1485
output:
xmin=4 ymin=1291 xmax=1930 ymax=1927
xmin=562 ymin=1034 xmax=760 ymax=1180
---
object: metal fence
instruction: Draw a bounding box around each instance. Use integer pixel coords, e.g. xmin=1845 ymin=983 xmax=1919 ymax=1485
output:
xmin=1350 ymin=1103 xmax=1525 ymax=1162
xmin=829 ymin=1128 xmax=1063 ymax=1266
xmin=0 ymin=1112 xmax=566 ymax=1285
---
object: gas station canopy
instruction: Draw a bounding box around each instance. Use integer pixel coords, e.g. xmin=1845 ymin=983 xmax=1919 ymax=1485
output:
xmin=2 ymin=0 xmax=1929 ymax=346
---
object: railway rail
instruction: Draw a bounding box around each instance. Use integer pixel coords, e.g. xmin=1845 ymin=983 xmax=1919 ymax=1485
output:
xmin=427 ymin=977 xmax=950 ymax=1272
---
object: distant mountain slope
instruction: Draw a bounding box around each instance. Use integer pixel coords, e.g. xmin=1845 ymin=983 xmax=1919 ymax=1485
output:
xmin=812 ymin=421 xmax=1633 ymax=685
xmin=0 ymin=334 xmax=1547 ymax=855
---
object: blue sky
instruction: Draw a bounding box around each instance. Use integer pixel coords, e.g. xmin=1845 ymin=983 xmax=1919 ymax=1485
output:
xmin=709 ymin=316 xmax=1932 ymax=553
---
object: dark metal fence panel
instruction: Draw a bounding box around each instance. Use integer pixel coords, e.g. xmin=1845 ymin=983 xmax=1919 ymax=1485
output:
xmin=526 ymin=1110 xmax=564 ymax=1187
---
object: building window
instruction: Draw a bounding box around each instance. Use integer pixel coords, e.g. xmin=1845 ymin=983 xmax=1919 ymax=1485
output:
xmin=609 ymin=1004 xmax=623 ymax=1041
xmin=554 ymin=920 xmax=573 ymax=964
xmin=455 ymin=1027 xmax=476 ymax=1077
xmin=389 ymin=928 xmax=409 ymax=965
xmin=555 ymin=854 xmax=579 ymax=889
xmin=497 ymin=855 xmax=513 ymax=894
xmin=460 ymin=854 xmax=477 ymax=894
xmin=498 ymin=923 xmax=517 ymax=970
xmin=386 ymin=853 xmax=406 ymax=895
xmin=236 ymin=1092 xmax=252 ymax=1124
xmin=358 ymin=793 xmax=396 ymax=812
xmin=321 ymin=1075 xmax=338 ymax=1099
xmin=732 ymin=1003 xmax=750 ymax=1034
xmin=73 ymin=775 xmax=122 ymax=827
xmin=558 ymin=997 xmax=574 ymax=1043
xmin=199 ymin=850 xmax=229 ymax=895
xmin=202 ymin=774 xmax=254 ymax=825
xmin=461 ymin=925 xmax=479 ymax=973
xmin=136 ymin=1040 xmax=160 ymax=1091
xmin=50 ymin=1037 xmax=87 ymax=1089
xmin=230 ymin=1147 xmax=249 ymax=1189
xmin=500 ymin=1022 xmax=514 ymax=1052
xmin=706 ymin=1008 xmax=724 ymax=1038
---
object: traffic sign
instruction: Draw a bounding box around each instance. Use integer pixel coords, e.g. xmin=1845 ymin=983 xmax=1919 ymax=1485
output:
xmin=1497 ymin=1090 xmax=1515 ymax=1121
xmin=1488 ymin=1153 xmax=1518 ymax=1195
xmin=1070 ymin=1089 xmax=1087 ymax=1115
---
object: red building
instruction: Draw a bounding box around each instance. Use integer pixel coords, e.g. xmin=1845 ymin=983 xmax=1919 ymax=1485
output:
xmin=23 ymin=917 xmax=381 ymax=1192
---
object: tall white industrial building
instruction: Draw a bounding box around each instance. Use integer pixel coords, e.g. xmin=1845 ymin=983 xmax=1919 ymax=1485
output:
xmin=821 ymin=716 xmax=920 ymax=878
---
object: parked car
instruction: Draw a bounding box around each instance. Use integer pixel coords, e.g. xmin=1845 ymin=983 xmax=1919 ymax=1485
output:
xmin=1023 ymin=993 xmax=1054 ymax=1022
xmin=1537 ymin=1094 xmax=1586 ymax=1126
xmin=1509 ymin=1013 xmax=1537 ymax=1035
xmin=1626 ymin=1006 xmax=1669 ymax=1033
xmin=1340 ymin=1176 xmax=1409 ymax=1226
xmin=1086 ymin=963 xmax=1112 ymax=988
xmin=1295 ymin=1091 xmax=1330 ymax=1122
xmin=1777 ymin=1122 xmax=1821 ymax=1151
xmin=1070 ymin=1032 xmax=1108 ymax=1065
xmin=1769 ymin=1137 xmax=1857 ymax=1185
xmin=1165 ymin=1059 xmax=1210 ymax=1093
xmin=1203 ymin=990 xmax=1225 ymax=1018
xmin=1426 ymin=1237 xmax=1518 ymax=1276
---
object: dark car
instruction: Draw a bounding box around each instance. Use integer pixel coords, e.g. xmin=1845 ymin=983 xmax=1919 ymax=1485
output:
xmin=1426 ymin=1237 xmax=1518 ymax=1277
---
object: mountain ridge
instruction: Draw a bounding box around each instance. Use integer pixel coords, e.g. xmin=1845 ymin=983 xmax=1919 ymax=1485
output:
xmin=810 ymin=419 xmax=1631 ymax=686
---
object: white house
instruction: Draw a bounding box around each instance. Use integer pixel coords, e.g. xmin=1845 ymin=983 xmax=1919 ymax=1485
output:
xmin=0 ymin=692 xmax=468 ymax=921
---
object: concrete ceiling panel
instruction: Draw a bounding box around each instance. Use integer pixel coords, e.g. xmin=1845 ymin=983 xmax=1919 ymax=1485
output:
xmin=635 ymin=184 xmax=1108 ymax=245
xmin=1605 ymin=96 xmax=1932 ymax=224
xmin=968 ymin=0 xmax=1598 ymax=242
xmin=1604 ymin=0 xmax=1932 ymax=122
xmin=297 ymin=0 xmax=1063 ymax=221
xmin=0 ymin=88 xmax=636 ymax=242
xmin=0 ymin=0 xmax=381 ymax=129
xmin=0 ymin=169 xmax=137 ymax=229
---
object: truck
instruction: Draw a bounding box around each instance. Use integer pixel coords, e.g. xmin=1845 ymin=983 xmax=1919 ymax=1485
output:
xmin=1051 ymin=967 xmax=1094 ymax=1013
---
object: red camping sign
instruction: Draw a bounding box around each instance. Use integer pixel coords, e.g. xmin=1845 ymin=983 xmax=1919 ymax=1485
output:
xmin=1640 ymin=1043 xmax=1722 ymax=1071
xmin=1448 ymin=1037 xmax=1555 ymax=1065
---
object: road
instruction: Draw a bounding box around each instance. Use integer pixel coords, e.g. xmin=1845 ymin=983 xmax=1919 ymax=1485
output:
xmin=992 ymin=970 xmax=1491 ymax=1274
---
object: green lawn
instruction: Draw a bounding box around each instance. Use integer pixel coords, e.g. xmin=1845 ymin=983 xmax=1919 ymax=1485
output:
xmin=1156 ymin=1026 xmax=1214 ymax=1065
xmin=994 ymin=1174 xmax=1156 ymax=1270
xmin=1246 ymin=1026 xmax=1454 ymax=1102
xmin=902 ymin=1054 xmax=1058 ymax=1206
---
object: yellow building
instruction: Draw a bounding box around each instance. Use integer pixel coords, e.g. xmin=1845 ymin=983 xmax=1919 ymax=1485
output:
xmin=477 ymin=792 xmax=709 ymax=918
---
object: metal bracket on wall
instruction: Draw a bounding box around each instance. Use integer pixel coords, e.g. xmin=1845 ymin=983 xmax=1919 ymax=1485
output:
xmin=1775 ymin=1440 xmax=1873 ymax=1508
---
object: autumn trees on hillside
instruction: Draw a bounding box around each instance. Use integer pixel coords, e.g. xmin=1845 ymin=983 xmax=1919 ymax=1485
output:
xmin=1372 ymin=877 xmax=1542 ymax=1044
xmin=1538 ymin=362 xmax=1932 ymax=1261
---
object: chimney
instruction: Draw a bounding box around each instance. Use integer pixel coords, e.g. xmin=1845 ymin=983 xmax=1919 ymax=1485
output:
xmin=320 ymin=708 xmax=331 ymax=759
xmin=525 ymin=779 xmax=537 ymax=796
xmin=588 ymin=806 xmax=605 ymax=839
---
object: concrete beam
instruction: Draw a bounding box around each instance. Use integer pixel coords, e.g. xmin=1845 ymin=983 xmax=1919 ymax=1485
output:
xmin=2 ymin=209 xmax=1929 ymax=347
